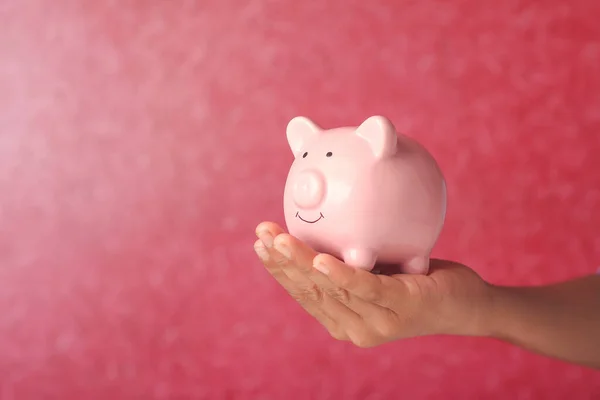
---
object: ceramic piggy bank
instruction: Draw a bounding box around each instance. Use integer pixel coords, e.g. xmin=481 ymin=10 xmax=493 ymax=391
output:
xmin=283 ymin=116 xmax=446 ymax=274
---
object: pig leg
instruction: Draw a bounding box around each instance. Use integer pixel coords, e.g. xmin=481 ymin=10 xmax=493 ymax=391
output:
xmin=402 ymin=256 xmax=430 ymax=275
xmin=341 ymin=248 xmax=377 ymax=271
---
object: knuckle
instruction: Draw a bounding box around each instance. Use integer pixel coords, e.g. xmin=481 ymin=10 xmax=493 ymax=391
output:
xmin=290 ymin=283 xmax=323 ymax=304
xmin=347 ymin=327 xmax=377 ymax=348
xmin=266 ymin=267 xmax=288 ymax=282
xmin=336 ymin=274 xmax=353 ymax=289
xmin=375 ymin=321 xmax=397 ymax=339
xmin=325 ymin=287 xmax=350 ymax=304
xmin=273 ymin=253 xmax=290 ymax=269
xmin=328 ymin=328 xmax=348 ymax=341
xmin=349 ymin=333 xmax=375 ymax=348
xmin=361 ymin=287 xmax=382 ymax=303
xmin=401 ymin=277 xmax=427 ymax=298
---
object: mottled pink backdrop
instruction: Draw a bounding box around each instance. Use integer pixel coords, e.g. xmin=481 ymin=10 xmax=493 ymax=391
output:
xmin=0 ymin=1 xmax=599 ymax=399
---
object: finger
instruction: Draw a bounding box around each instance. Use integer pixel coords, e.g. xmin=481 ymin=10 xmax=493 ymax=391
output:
xmin=256 ymin=222 xmax=322 ymax=287
xmin=271 ymin=233 xmax=319 ymax=283
xmin=271 ymin=234 xmax=367 ymax=318
xmin=270 ymin=235 xmax=366 ymax=328
xmin=254 ymin=239 xmax=345 ymax=337
xmin=255 ymin=222 xmax=294 ymax=285
xmin=310 ymin=255 xmax=404 ymax=340
xmin=270 ymin=233 xmax=356 ymax=318
xmin=254 ymin=238 xmax=319 ymax=311
xmin=255 ymin=221 xmax=285 ymax=249
xmin=254 ymin=232 xmax=352 ymax=338
xmin=313 ymin=254 xmax=407 ymax=308
xmin=255 ymin=226 xmax=367 ymax=339
xmin=254 ymin=238 xmax=291 ymax=285
xmin=292 ymin=253 xmax=387 ymax=317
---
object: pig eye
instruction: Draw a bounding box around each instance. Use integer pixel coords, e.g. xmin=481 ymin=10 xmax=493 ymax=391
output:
xmin=326 ymin=152 xmax=333 ymax=157
xmin=302 ymin=152 xmax=308 ymax=158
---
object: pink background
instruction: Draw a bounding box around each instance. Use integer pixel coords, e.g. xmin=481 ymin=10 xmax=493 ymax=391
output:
xmin=1 ymin=1 xmax=599 ymax=398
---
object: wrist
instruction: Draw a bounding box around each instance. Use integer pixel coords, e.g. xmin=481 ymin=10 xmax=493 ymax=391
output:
xmin=478 ymin=283 xmax=520 ymax=340
xmin=419 ymin=265 xmax=502 ymax=338
xmin=428 ymin=280 xmax=501 ymax=338
xmin=462 ymin=281 xmax=502 ymax=338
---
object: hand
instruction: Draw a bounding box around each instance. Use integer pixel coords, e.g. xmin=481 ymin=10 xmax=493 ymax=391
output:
xmin=254 ymin=221 xmax=494 ymax=347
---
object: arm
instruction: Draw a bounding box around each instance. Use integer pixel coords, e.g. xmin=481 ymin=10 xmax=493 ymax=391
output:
xmin=255 ymin=221 xmax=600 ymax=369
xmin=487 ymin=274 xmax=600 ymax=369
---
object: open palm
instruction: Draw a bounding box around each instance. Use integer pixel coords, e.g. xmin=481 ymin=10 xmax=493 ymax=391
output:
xmin=254 ymin=221 xmax=492 ymax=347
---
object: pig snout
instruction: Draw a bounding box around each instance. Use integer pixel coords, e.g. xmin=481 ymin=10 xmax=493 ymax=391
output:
xmin=292 ymin=170 xmax=325 ymax=209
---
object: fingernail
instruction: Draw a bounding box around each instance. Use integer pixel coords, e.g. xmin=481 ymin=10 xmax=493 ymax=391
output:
xmin=254 ymin=241 xmax=269 ymax=261
xmin=274 ymin=242 xmax=292 ymax=259
xmin=256 ymin=230 xmax=274 ymax=248
xmin=314 ymin=261 xmax=330 ymax=275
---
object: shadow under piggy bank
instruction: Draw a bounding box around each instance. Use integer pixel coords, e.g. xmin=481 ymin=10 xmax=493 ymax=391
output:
xmin=371 ymin=262 xmax=406 ymax=276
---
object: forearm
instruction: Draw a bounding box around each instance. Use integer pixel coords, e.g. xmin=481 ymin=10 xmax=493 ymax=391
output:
xmin=485 ymin=274 xmax=600 ymax=369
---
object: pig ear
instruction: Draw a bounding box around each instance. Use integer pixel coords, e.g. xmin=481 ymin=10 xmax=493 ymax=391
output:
xmin=286 ymin=116 xmax=321 ymax=157
xmin=355 ymin=116 xmax=398 ymax=159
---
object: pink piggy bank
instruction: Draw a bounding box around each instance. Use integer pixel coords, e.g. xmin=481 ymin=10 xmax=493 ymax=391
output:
xmin=283 ymin=116 xmax=446 ymax=274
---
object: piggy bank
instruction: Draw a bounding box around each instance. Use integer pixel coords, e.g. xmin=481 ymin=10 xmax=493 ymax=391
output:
xmin=283 ymin=115 xmax=446 ymax=274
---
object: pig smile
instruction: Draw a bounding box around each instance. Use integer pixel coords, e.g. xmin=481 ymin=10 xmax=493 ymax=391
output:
xmin=295 ymin=211 xmax=324 ymax=224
